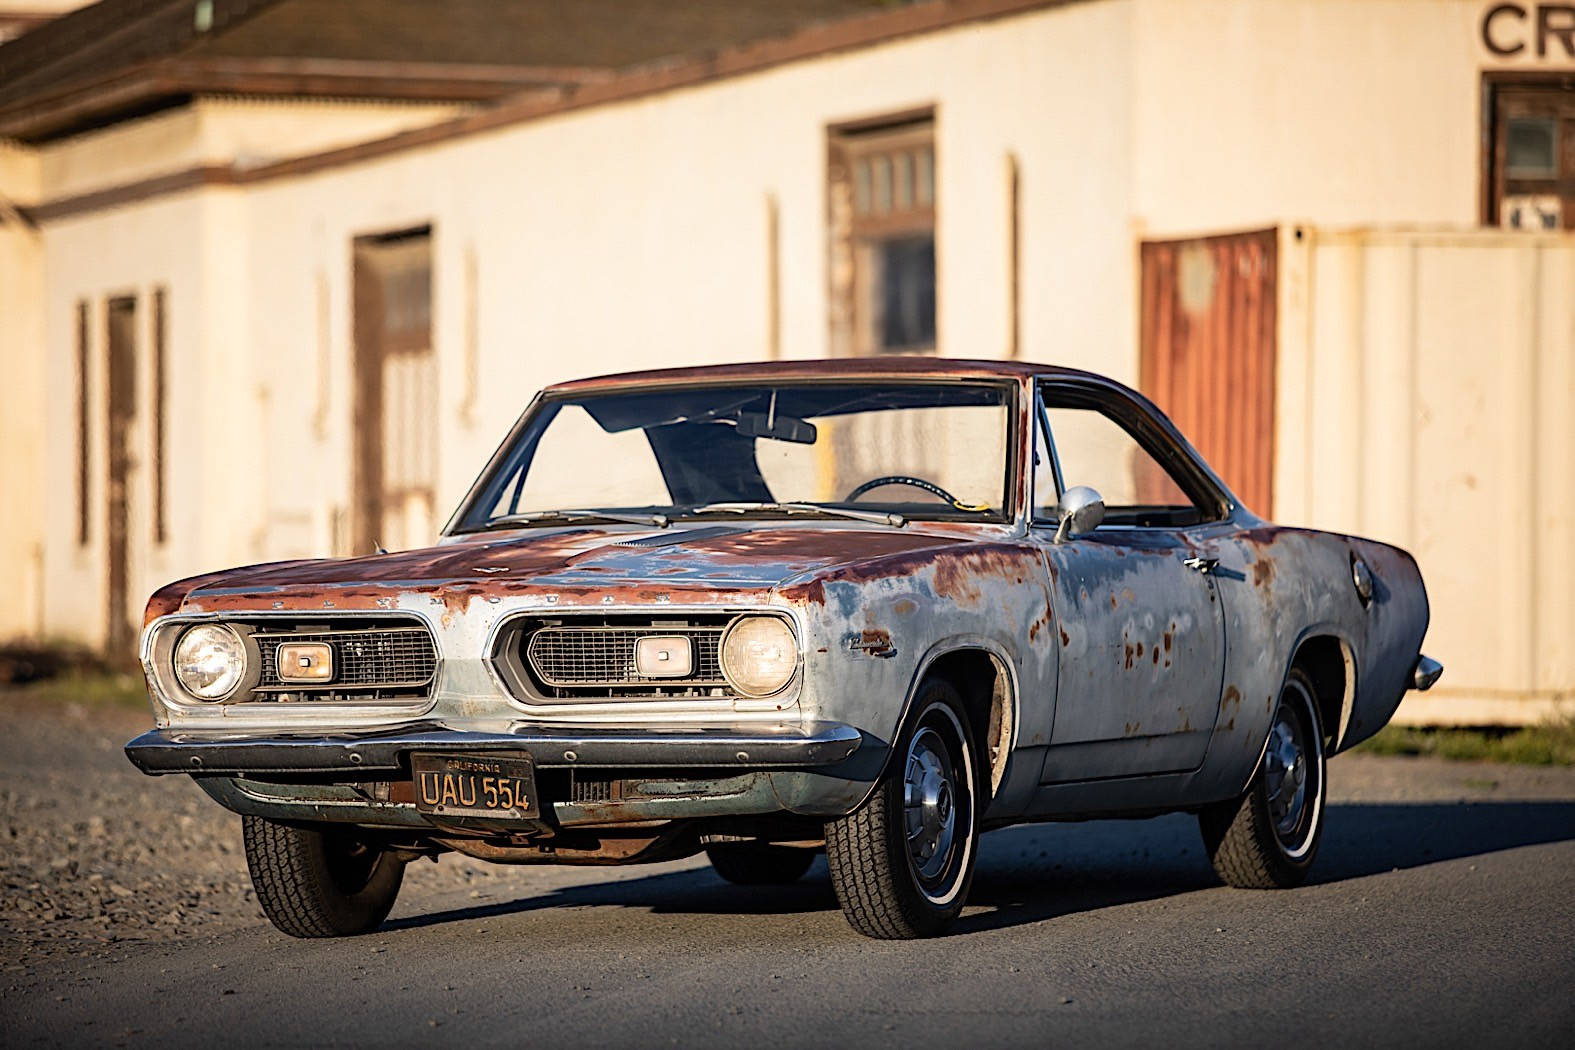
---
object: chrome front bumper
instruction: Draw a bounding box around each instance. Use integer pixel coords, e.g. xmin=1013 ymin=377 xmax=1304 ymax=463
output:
xmin=124 ymin=720 xmax=865 ymax=776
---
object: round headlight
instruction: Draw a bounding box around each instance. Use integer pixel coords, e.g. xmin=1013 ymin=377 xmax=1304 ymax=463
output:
xmin=719 ymin=616 xmax=798 ymax=698
xmin=173 ymin=624 xmax=247 ymax=701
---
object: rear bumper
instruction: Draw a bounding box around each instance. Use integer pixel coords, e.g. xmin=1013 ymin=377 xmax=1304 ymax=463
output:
xmin=1411 ymin=654 xmax=1444 ymax=692
xmin=124 ymin=720 xmax=865 ymax=776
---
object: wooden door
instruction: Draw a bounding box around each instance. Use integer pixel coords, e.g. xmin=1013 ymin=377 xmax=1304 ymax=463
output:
xmin=105 ymin=296 xmax=137 ymax=655
xmin=352 ymin=229 xmax=436 ymax=554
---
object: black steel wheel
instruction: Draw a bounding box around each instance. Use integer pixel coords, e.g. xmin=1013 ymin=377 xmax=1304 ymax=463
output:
xmin=242 ymin=816 xmax=406 ymax=938
xmin=1199 ymin=668 xmax=1327 ymax=889
xmin=705 ymin=842 xmax=817 ymax=885
xmin=825 ymin=679 xmax=980 ymax=938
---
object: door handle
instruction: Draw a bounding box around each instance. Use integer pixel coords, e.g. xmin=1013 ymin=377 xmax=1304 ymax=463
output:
xmin=1183 ymin=556 xmax=1219 ymax=574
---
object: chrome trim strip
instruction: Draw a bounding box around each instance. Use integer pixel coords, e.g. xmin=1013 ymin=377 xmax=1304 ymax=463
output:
xmin=125 ymin=720 xmax=864 ymax=775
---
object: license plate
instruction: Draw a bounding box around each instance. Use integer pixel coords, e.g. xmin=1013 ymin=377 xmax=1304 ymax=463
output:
xmin=411 ymin=753 xmax=539 ymax=820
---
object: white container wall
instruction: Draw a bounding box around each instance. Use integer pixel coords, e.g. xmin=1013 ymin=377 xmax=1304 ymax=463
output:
xmin=1276 ymin=227 xmax=1575 ymax=726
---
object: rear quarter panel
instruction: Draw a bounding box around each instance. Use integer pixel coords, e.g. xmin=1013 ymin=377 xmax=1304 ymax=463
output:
xmin=1207 ymin=524 xmax=1429 ymax=794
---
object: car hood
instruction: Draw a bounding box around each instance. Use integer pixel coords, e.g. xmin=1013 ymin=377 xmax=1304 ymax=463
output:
xmin=170 ymin=524 xmax=968 ymax=614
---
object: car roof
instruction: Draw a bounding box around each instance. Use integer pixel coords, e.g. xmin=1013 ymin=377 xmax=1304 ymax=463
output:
xmin=544 ymin=357 xmax=1106 ymax=394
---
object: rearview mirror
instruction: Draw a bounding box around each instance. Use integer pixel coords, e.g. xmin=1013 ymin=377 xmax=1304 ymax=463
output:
xmin=734 ymin=411 xmax=817 ymax=444
xmin=1053 ymin=485 xmax=1105 ymax=543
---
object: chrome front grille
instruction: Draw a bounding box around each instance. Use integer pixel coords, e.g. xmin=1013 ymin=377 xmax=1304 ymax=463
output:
xmin=252 ymin=622 xmax=437 ymax=701
xmin=526 ymin=625 xmax=727 ymax=689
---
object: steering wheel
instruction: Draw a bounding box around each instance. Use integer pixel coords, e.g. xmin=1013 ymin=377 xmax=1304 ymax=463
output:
xmin=845 ymin=475 xmax=962 ymax=506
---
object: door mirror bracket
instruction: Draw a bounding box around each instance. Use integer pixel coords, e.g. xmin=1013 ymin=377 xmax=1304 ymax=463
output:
xmin=1053 ymin=485 xmax=1106 ymax=543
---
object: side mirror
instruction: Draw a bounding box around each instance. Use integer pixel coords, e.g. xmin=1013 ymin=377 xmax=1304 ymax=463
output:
xmin=1053 ymin=485 xmax=1105 ymax=544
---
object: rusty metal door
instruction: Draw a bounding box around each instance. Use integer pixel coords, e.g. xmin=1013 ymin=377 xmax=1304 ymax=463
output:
xmin=352 ymin=230 xmax=436 ymax=555
xmin=105 ymin=297 xmax=137 ymax=655
xmin=1140 ymin=228 xmax=1278 ymax=515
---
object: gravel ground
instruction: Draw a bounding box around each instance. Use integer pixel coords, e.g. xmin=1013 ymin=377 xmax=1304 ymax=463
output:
xmin=4 ymin=688 xmax=1574 ymax=974
xmin=0 ymin=692 xmax=557 ymax=971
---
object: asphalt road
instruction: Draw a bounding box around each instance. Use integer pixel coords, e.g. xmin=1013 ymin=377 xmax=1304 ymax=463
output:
xmin=3 ymin=697 xmax=1573 ymax=1050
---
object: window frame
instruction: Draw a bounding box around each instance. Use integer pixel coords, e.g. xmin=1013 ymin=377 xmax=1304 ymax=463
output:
xmin=1030 ymin=379 xmax=1233 ymax=531
xmin=1481 ymin=71 xmax=1575 ymax=229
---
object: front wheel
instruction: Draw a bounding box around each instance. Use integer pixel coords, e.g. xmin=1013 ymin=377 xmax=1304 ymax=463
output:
xmin=1199 ymin=668 xmax=1327 ymax=889
xmin=242 ymin=816 xmax=406 ymax=937
xmin=825 ymin=679 xmax=980 ymax=938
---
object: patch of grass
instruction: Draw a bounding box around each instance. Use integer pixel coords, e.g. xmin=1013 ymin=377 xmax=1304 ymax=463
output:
xmin=14 ymin=670 xmax=151 ymax=711
xmin=1355 ymin=716 xmax=1575 ymax=766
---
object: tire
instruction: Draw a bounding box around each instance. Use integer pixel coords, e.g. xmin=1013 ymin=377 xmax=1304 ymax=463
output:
xmin=242 ymin=816 xmax=406 ymax=938
xmin=1199 ymin=668 xmax=1327 ymax=889
xmin=825 ymin=679 xmax=980 ymax=939
xmin=705 ymin=842 xmax=817 ymax=885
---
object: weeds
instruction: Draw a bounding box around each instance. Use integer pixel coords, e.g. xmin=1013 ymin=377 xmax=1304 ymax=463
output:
xmin=1355 ymin=716 xmax=1575 ymax=766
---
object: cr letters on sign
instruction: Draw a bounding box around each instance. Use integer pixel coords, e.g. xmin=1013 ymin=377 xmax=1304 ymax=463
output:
xmin=1482 ymin=3 xmax=1575 ymax=57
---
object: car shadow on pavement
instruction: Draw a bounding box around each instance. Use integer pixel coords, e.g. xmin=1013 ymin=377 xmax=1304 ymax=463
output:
xmin=384 ymin=867 xmax=843 ymax=932
xmin=959 ymin=800 xmax=1575 ymax=934
xmin=385 ymin=800 xmax=1575 ymax=936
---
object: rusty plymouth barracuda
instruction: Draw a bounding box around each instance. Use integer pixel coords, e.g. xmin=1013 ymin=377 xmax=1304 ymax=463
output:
xmin=126 ymin=359 xmax=1441 ymax=939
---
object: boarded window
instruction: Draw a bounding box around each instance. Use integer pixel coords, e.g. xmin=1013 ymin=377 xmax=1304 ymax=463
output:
xmin=1485 ymin=75 xmax=1575 ymax=230
xmin=829 ymin=113 xmax=936 ymax=355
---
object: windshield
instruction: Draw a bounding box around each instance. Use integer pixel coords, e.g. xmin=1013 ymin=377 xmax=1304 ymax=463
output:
xmin=454 ymin=381 xmax=1015 ymax=531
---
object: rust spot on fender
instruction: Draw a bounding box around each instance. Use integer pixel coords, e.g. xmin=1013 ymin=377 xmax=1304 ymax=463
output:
xmin=1252 ymin=559 xmax=1275 ymax=587
xmin=1059 ymin=626 xmax=1070 ymax=646
xmin=893 ymin=598 xmax=918 ymax=616
xmin=1028 ymin=605 xmax=1051 ymax=642
xmin=1222 ymin=685 xmax=1241 ymax=711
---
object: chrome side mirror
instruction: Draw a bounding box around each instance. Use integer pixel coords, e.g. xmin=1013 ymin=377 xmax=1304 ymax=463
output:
xmin=1053 ymin=485 xmax=1105 ymax=544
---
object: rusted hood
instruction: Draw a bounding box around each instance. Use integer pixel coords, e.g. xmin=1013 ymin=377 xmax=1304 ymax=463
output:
xmin=165 ymin=525 xmax=968 ymax=613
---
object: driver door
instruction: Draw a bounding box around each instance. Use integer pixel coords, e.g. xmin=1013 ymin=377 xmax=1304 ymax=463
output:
xmin=1031 ymin=382 xmax=1226 ymax=782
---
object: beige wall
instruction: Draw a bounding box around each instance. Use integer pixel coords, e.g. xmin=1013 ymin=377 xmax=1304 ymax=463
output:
xmin=1276 ymin=226 xmax=1575 ymax=725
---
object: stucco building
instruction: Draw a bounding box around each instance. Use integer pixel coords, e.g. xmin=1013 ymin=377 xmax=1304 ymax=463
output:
xmin=1 ymin=0 xmax=1571 ymax=726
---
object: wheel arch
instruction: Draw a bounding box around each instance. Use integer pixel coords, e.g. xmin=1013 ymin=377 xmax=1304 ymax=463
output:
xmin=852 ymin=636 xmax=1020 ymax=813
xmin=1288 ymin=630 xmax=1359 ymax=753
xmin=1231 ymin=625 xmax=1357 ymax=801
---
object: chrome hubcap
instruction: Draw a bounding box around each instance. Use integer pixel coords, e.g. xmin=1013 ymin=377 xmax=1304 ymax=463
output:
xmin=903 ymin=727 xmax=958 ymax=885
xmin=1263 ymin=684 xmax=1321 ymax=853
xmin=1265 ymin=713 xmax=1306 ymax=836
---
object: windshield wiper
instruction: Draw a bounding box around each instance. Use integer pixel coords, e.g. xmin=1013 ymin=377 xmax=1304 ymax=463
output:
xmin=684 ymin=502 xmax=905 ymax=528
xmin=480 ymin=509 xmax=671 ymax=529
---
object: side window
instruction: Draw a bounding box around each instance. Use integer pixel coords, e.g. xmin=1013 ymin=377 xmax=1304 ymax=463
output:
xmin=1042 ymin=400 xmax=1203 ymax=528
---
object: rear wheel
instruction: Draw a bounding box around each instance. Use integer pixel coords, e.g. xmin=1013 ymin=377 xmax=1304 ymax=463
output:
xmin=825 ymin=679 xmax=980 ymax=939
xmin=1199 ymin=668 xmax=1327 ymax=889
xmin=705 ymin=842 xmax=817 ymax=885
xmin=242 ymin=816 xmax=406 ymax=938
